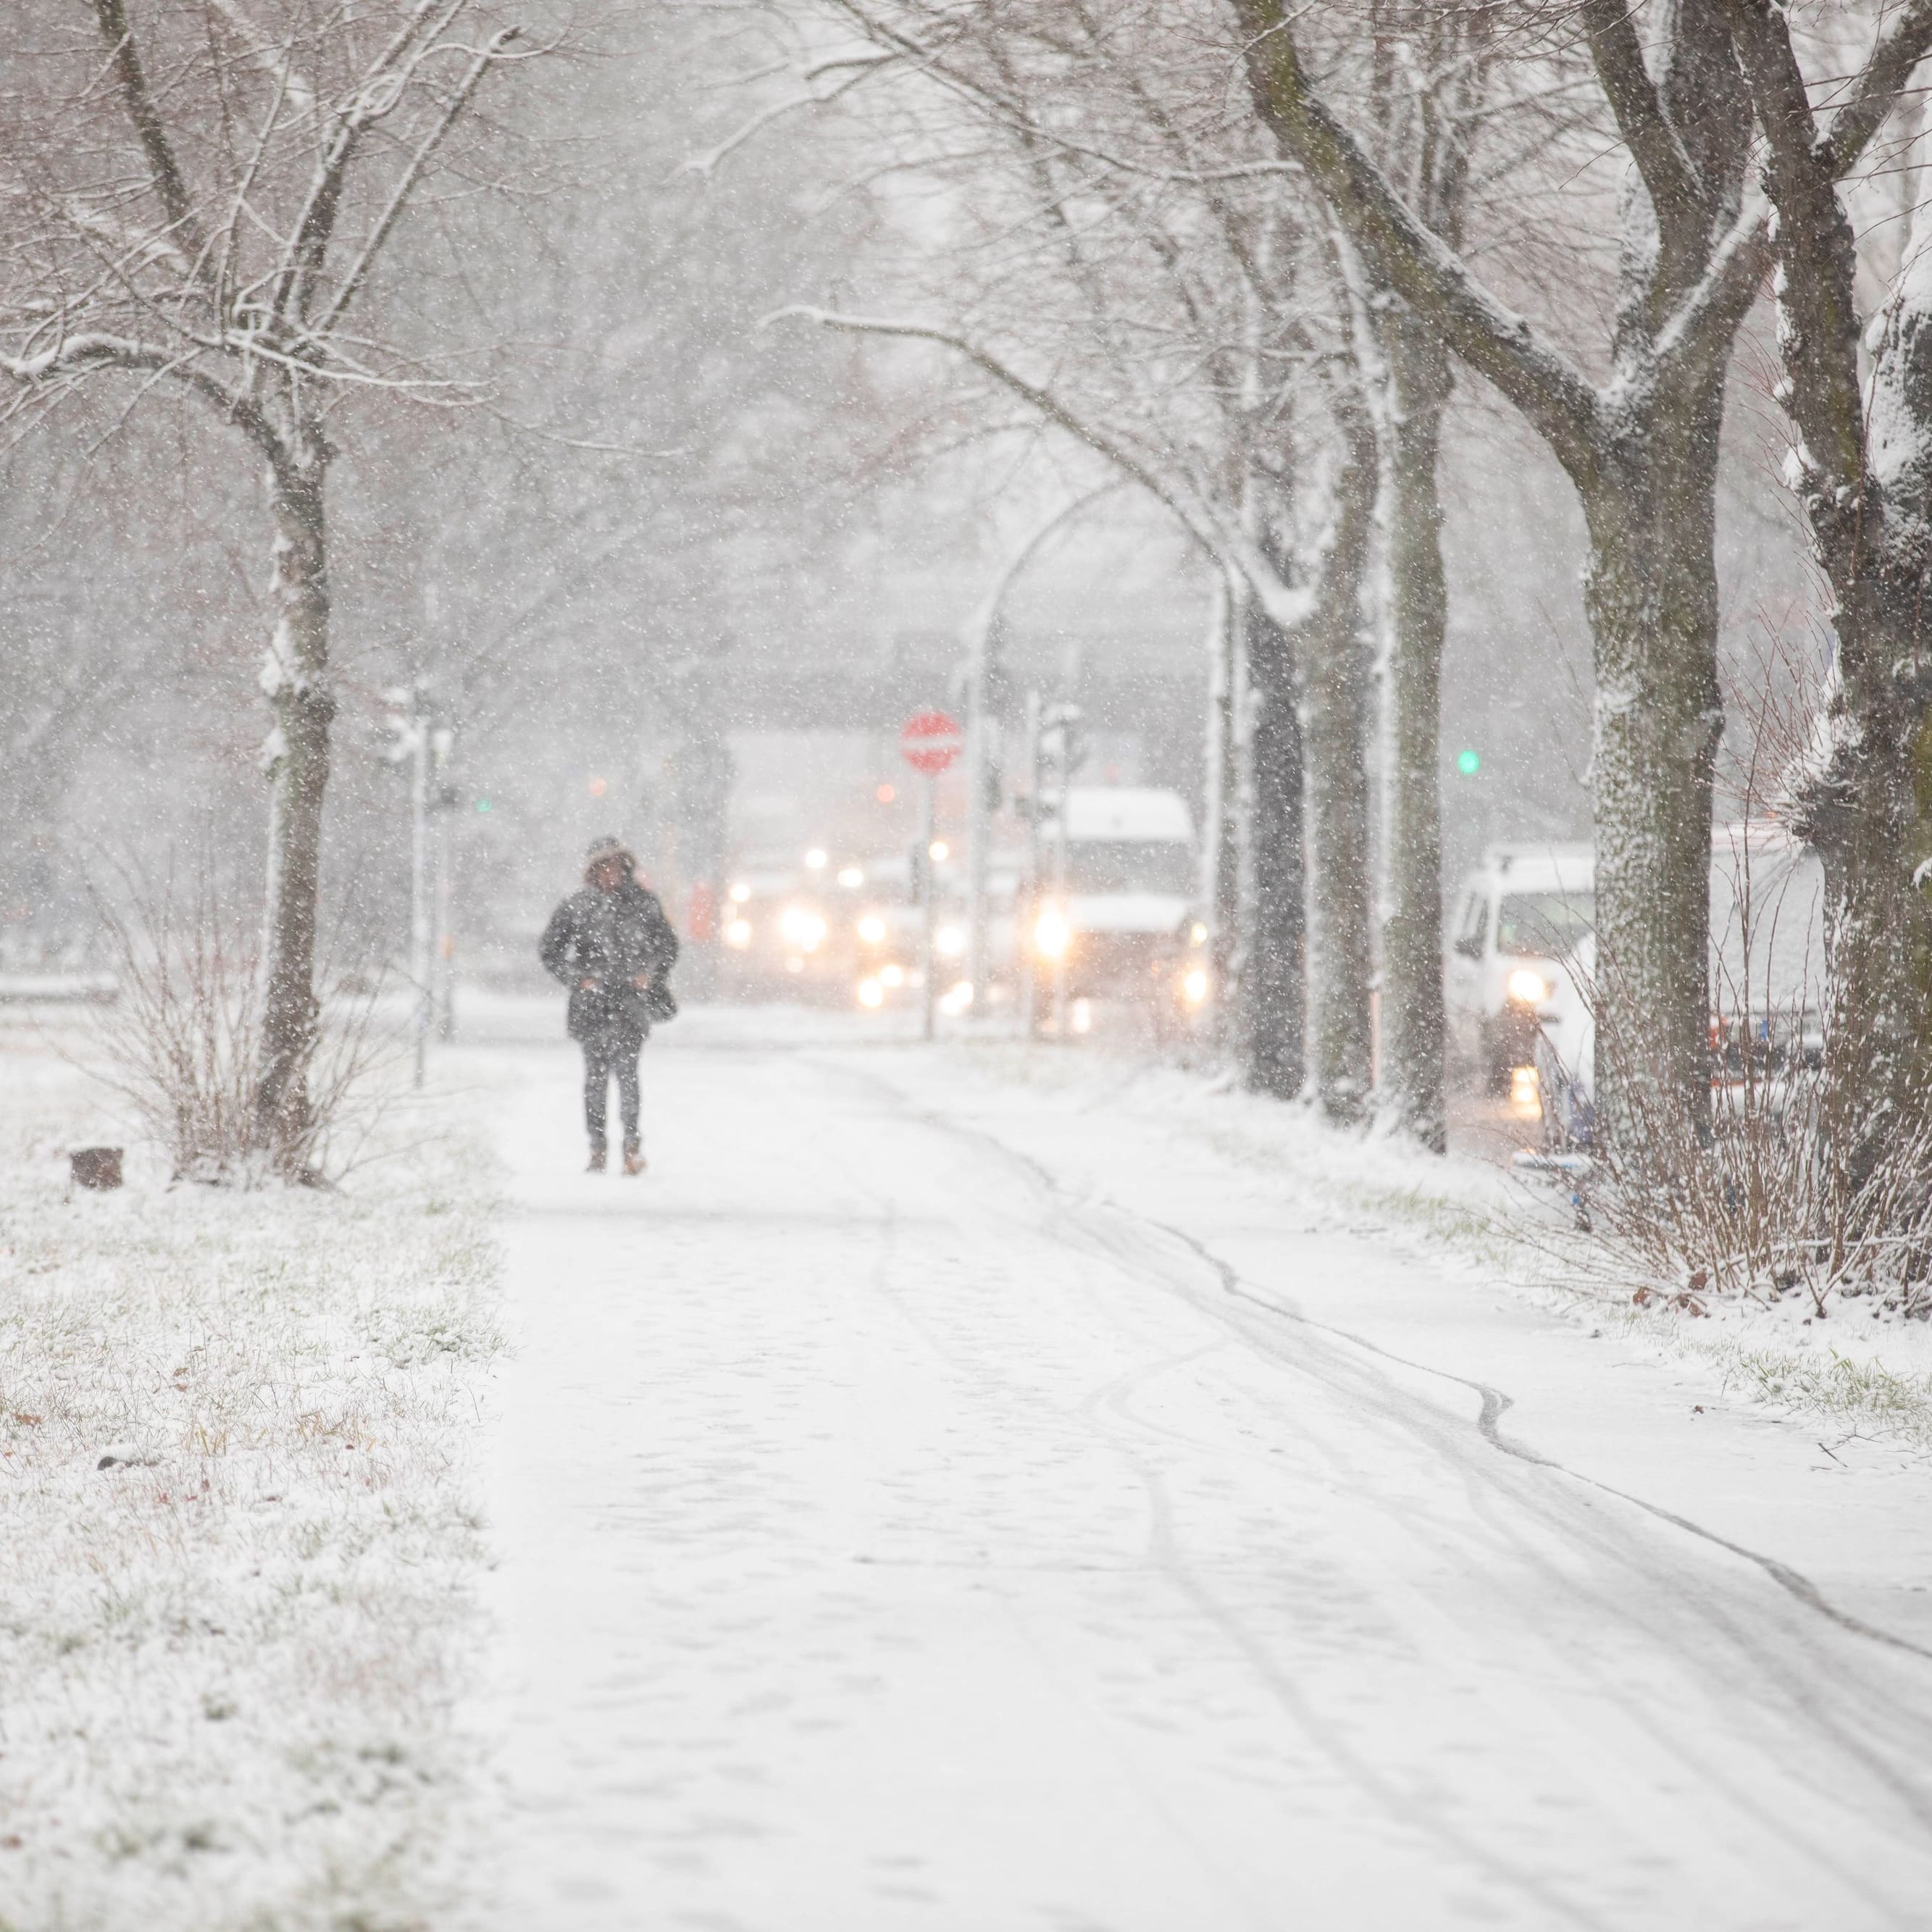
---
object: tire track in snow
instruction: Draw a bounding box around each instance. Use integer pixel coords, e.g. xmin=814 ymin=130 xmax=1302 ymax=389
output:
xmin=825 ymin=1057 xmax=1932 ymax=1887
xmin=854 ymin=1054 xmax=1929 ymax=1667
xmin=1145 ymin=1217 xmax=1932 ymax=1668
xmin=817 ymin=1060 xmax=1632 ymax=1930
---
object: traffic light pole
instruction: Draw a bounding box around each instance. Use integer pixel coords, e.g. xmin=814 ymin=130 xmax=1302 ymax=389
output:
xmin=432 ymin=727 xmax=456 ymax=1043
xmin=920 ymin=772 xmax=937 ymax=1042
xmin=1053 ymin=775 xmax=1070 ymax=1041
xmin=406 ymin=694 xmax=432 ymax=1088
xmin=1021 ymin=690 xmax=1040 ymax=1039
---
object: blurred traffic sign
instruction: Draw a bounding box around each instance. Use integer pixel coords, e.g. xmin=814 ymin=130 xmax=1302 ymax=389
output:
xmin=900 ymin=709 xmax=964 ymax=775
xmin=1038 ymin=702 xmax=1087 ymax=778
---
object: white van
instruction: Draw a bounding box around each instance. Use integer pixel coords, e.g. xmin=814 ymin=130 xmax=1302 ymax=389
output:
xmin=1531 ymin=824 xmax=1826 ymax=1143
xmin=1447 ymin=843 xmax=1595 ymax=1090
xmin=1030 ymin=787 xmax=1200 ymax=1008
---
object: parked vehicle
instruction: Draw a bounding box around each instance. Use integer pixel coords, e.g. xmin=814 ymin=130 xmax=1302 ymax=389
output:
xmin=1447 ymin=843 xmax=1595 ymax=1091
xmin=1531 ymin=824 xmax=1827 ymax=1145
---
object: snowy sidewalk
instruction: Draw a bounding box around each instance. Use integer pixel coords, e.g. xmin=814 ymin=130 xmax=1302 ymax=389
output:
xmin=472 ymin=1016 xmax=1932 ymax=1932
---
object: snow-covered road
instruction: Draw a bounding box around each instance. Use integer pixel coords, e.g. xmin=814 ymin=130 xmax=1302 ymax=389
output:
xmin=470 ymin=1012 xmax=1932 ymax=1931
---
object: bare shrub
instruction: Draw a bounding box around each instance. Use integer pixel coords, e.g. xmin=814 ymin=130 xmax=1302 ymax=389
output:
xmin=1528 ymin=640 xmax=1932 ymax=1322
xmin=90 ymin=859 xmax=393 ymax=1186
xmin=1552 ymin=966 xmax=1932 ymax=1321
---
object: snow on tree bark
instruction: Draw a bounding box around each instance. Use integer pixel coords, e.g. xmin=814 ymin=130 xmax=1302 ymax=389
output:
xmin=1375 ymin=309 xmax=1451 ymax=1151
xmin=1302 ymin=385 xmax=1379 ymax=1123
xmin=256 ymin=455 xmax=336 ymax=1155
xmin=1715 ymin=0 xmax=1932 ymax=1190
xmin=1239 ymin=587 xmax=1307 ymax=1100
xmin=1231 ymin=0 xmax=1759 ymax=1139
xmin=1202 ymin=572 xmax=1243 ymax=1045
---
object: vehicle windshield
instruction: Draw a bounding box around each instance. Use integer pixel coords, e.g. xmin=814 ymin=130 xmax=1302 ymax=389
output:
xmin=1063 ymin=839 xmax=1196 ymax=896
xmin=1496 ymin=891 xmax=1594 ymax=958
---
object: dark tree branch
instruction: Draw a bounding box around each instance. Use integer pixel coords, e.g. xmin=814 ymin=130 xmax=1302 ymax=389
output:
xmin=1576 ymin=0 xmax=1701 ymax=223
xmin=1818 ymin=0 xmax=1932 ymax=179
xmin=91 ymin=0 xmax=209 ymax=261
xmin=1228 ymin=0 xmax=1602 ymax=480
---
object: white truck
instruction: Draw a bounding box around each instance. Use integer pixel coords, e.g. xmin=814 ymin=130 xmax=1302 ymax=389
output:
xmin=1447 ymin=843 xmax=1596 ymax=1091
xmin=1029 ymin=787 xmax=1203 ymax=1024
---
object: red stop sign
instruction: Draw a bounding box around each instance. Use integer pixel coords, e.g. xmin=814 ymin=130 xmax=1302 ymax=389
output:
xmin=899 ymin=708 xmax=964 ymax=775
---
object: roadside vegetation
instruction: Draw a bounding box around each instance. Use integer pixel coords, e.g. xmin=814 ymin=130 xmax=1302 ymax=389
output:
xmin=0 ymin=1024 xmax=500 ymax=1932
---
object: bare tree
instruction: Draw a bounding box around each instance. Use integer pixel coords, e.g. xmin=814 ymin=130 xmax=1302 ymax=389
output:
xmin=761 ymin=1 xmax=1402 ymax=1113
xmin=1360 ymin=1 xmax=1494 ymax=1153
xmin=1710 ymin=0 xmax=1932 ymax=1199
xmin=1229 ymin=0 xmax=1932 ymax=1142
xmin=0 ymin=1 xmax=528 ymax=1166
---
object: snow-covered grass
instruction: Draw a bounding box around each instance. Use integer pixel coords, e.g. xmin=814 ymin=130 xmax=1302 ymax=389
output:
xmin=945 ymin=1036 xmax=1932 ymax=1452
xmin=0 ymin=1013 xmax=501 ymax=1932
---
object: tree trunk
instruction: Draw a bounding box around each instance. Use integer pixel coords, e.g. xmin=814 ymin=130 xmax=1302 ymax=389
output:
xmin=1239 ymin=592 xmax=1305 ymax=1098
xmin=1791 ymin=240 xmax=1932 ymax=1187
xmin=1302 ymin=395 xmax=1378 ymax=1123
xmin=255 ymin=450 xmax=335 ymax=1164
xmin=1377 ymin=312 xmax=1450 ymax=1150
xmin=1202 ymin=574 xmax=1243 ymax=1042
xmin=1712 ymin=23 xmax=1932 ymax=1198
xmin=1579 ymin=384 xmax=1725 ymax=1143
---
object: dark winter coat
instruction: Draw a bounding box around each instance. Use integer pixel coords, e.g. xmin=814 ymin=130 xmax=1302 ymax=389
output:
xmin=539 ymin=882 xmax=680 ymax=1043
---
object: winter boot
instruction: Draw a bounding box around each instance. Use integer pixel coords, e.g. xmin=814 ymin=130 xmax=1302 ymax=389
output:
xmin=622 ymin=1141 xmax=646 ymax=1176
xmin=587 ymin=1141 xmax=607 ymax=1174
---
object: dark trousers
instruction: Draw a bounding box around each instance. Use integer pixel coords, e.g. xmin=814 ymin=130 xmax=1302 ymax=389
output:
xmin=582 ymin=1032 xmax=643 ymax=1148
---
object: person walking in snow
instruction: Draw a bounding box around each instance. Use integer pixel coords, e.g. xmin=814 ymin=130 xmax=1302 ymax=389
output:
xmin=540 ymin=837 xmax=680 ymax=1174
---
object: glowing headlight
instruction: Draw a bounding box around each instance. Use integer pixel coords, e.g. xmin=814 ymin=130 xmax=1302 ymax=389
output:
xmin=1507 ymin=968 xmax=1550 ymax=1004
xmin=779 ymin=905 xmax=827 ymax=952
xmin=837 ymin=865 xmax=866 ymax=889
xmin=1189 ymin=921 xmax=1208 ymax=947
xmin=728 ymin=882 xmax=750 ymax=904
xmin=880 ymin=963 xmax=907 ymax=989
xmin=724 ymin=919 xmax=753 ymax=950
xmin=857 ymin=977 xmax=885 ymax=1009
xmin=939 ymin=979 xmax=974 ymax=1016
xmin=857 ymin=913 xmax=887 ymax=945
xmin=1182 ymin=969 xmax=1209 ymax=1006
xmin=936 ymin=923 xmax=966 ymax=958
xmin=1034 ymin=907 xmax=1070 ymax=960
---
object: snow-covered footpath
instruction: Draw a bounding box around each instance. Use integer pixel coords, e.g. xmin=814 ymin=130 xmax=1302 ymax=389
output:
xmin=473 ymin=1002 xmax=1932 ymax=1932
xmin=8 ymin=997 xmax=1932 ymax=1930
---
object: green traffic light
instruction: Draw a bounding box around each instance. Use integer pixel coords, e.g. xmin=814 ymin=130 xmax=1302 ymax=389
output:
xmin=1456 ymin=748 xmax=1481 ymax=777
xmin=475 ymin=798 xmax=493 ymax=813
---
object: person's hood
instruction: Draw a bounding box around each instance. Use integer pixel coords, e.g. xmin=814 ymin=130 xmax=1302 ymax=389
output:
xmin=583 ymin=835 xmax=637 ymax=885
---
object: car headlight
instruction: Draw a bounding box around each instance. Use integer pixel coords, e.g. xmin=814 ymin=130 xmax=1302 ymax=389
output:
xmin=779 ymin=906 xmax=827 ymax=952
xmin=856 ymin=913 xmax=886 ymax=945
xmin=1182 ymin=969 xmax=1209 ymax=1006
xmin=1034 ymin=907 xmax=1070 ymax=959
xmin=1507 ymin=968 xmax=1550 ymax=1004
xmin=724 ymin=919 xmax=753 ymax=950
